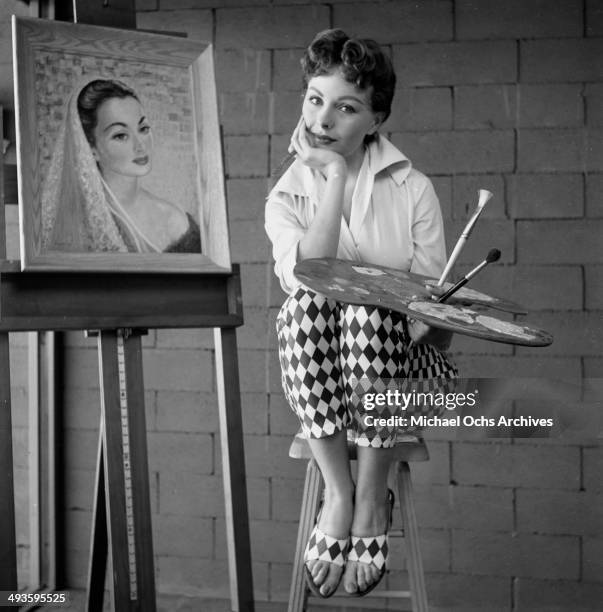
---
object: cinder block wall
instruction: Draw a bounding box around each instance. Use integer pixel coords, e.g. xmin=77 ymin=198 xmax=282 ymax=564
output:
xmin=3 ymin=0 xmax=602 ymax=610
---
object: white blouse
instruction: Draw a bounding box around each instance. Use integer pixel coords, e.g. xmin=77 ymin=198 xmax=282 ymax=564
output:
xmin=265 ymin=135 xmax=447 ymax=294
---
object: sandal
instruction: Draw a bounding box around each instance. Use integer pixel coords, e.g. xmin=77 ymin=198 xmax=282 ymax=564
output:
xmin=347 ymin=489 xmax=395 ymax=597
xmin=303 ymin=501 xmax=350 ymax=598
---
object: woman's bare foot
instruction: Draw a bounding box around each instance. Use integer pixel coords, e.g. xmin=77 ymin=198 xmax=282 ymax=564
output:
xmin=306 ymin=486 xmax=354 ymax=597
xmin=343 ymin=490 xmax=390 ymax=594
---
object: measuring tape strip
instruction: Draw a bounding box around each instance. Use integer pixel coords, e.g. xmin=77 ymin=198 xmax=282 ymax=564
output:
xmin=117 ymin=331 xmax=138 ymax=601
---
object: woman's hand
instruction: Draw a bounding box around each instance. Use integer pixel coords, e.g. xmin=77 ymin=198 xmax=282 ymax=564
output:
xmin=289 ymin=116 xmax=346 ymax=178
xmin=407 ymin=317 xmax=453 ymax=351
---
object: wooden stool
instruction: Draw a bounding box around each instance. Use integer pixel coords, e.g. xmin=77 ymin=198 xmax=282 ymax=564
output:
xmin=288 ymin=432 xmax=429 ymax=612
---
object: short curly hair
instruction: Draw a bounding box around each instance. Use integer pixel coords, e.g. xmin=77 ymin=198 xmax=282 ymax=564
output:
xmin=300 ymin=28 xmax=396 ymax=122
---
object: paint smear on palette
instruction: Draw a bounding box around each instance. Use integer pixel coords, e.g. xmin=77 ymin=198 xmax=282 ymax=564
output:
xmin=352 ymin=265 xmax=385 ymax=276
xmin=476 ymin=315 xmax=536 ymax=340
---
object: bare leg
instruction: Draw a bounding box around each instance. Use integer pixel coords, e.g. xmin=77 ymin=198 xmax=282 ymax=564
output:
xmin=343 ymin=445 xmax=394 ymax=594
xmin=306 ymin=428 xmax=355 ymax=597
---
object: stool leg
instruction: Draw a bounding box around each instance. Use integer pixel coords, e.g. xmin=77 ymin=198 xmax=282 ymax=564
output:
xmin=397 ymin=461 xmax=428 ymax=612
xmin=288 ymin=459 xmax=322 ymax=612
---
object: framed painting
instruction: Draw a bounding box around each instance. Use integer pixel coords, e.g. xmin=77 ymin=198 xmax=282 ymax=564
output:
xmin=12 ymin=16 xmax=231 ymax=273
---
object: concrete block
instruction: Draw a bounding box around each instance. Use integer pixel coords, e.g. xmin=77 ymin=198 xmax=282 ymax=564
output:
xmin=148 ymin=431 xmax=214 ymax=474
xmin=393 ymin=41 xmax=516 ymax=86
xmin=585 ymin=266 xmax=603 ymax=309
xmin=143 ymin=348 xmax=214 ymax=391
xmin=226 ymin=177 xmax=269 ymax=221
xmin=240 ymin=392 xmax=269 ymax=435
xmin=156 ymin=391 xmax=219 ymax=433
xmin=507 ymin=173 xmax=584 ymax=218
xmin=587 ymin=0 xmax=603 ymax=36
xmin=224 ymin=135 xmax=269 ymax=178
xmin=136 ymin=9 xmax=213 ymax=42
xmin=455 ymin=85 xmax=517 ymax=130
xmin=517 ymin=220 xmax=603 ymax=264
xmin=393 ymin=130 xmax=515 ymax=174
xmin=453 ymin=529 xmax=580 ymax=579
xmin=514 ymin=576 xmax=603 ymax=610
xmin=270 ymin=90 xmax=303 ymax=135
xmin=237 ymin=349 xmax=269 ymax=392
xmin=510 ymin=265 xmax=583 ymax=310
xmin=156 ymin=556 xmax=229 ymax=598
xmin=583 ymin=537 xmax=603 ymax=582
xmin=456 ymin=0 xmax=582 ymax=39
xmin=271 ymin=476 xmax=305 ymax=521
xmin=518 ymin=84 xmax=584 ymax=128
xmin=215 ymin=6 xmax=329 ymax=48
xmin=219 ymin=91 xmax=271 ymax=135
xmin=584 ymin=447 xmax=603 ymax=493
xmin=586 ymin=172 xmax=603 ymax=217
xmin=425 ymin=572 xmax=511 ymax=609
xmin=230 ymin=219 xmax=272 ymax=263
xmin=521 ymin=39 xmax=603 ymax=82
xmin=240 ymin=263 xmax=270 ymax=308
xmin=333 ymin=1 xmax=452 ymax=43
xmin=215 ymin=48 xmax=271 ymax=93
xmin=237 ymin=306 xmax=269 ymax=350
xmin=268 ymin=392 xmax=300 ymax=436
xmin=159 ymin=471 xmax=223 ymax=516
xmin=273 ymin=49 xmax=304 ymax=92
xmin=517 ymin=129 xmax=587 ymax=172
xmin=154 ymin=514 xmax=213 ymax=557
xmin=451 ymin=441 xmax=581 ymax=489
xmin=388 ymin=86 xmax=453 ymax=132
xmin=516 ymin=489 xmax=603 ymax=536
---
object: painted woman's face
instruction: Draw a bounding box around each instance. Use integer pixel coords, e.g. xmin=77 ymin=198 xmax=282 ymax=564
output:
xmin=302 ymin=69 xmax=382 ymax=163
xmin=91 ymin=96 xmax=153 ymax=179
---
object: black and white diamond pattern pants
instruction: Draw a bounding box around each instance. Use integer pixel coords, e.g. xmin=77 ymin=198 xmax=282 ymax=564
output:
xmin=276 ymin=286 xmax=457 ymax=448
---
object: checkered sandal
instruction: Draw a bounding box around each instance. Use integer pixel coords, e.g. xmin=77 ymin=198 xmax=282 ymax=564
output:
xmin=304 ymin=517 xmax=350 ymax=598
xmin=347 ymin=489 xmax=395 ymax=597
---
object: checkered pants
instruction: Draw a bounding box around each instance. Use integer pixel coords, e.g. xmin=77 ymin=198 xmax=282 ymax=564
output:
xmin=276 ymin=286 xmax=458 ymax=448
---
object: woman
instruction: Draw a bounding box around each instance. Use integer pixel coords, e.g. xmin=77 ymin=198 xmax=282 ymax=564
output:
xmin=42 ymin=78 xmax=201 ymax=253
xmin=265 ymin=30 xmax=457 ymax=598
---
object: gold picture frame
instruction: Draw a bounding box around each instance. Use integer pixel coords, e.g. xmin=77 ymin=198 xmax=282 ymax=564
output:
xmin=13 ymin=16 xmax=230 ymax=273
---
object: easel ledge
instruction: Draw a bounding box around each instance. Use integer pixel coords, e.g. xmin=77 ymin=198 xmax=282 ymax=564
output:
xmin=0 ymin=264 xmax=243 ymax=332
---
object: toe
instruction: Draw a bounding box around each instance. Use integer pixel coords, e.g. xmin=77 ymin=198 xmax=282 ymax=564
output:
xmin=311 ymin=561 xmax=328 ymax=584
xmin=343 ymin=561 xmax=358 ymax=594
xmin=320 ymin=564 xmax=342 ymax=597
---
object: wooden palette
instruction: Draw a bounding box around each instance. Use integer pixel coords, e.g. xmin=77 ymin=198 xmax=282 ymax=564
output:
xmin=294 ymin=258 xmax=553 ymax=347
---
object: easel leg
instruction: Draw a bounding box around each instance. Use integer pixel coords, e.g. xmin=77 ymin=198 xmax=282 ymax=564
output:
xmin=0 ymin=332 xmax=18 ymax=607
xmin=95 ymin=329 xmax=156 ymax=611
xmin=86 ymin=428 xmax=108 ymax=611
xmin=214 ymin=327 xmax=255 ymax=612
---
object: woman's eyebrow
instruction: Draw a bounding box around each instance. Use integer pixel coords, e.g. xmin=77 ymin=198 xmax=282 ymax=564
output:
xmin=308 ymin=85 xmax=367 ymax=106
xmin=103 ymin=121 xmax=127 ymax=132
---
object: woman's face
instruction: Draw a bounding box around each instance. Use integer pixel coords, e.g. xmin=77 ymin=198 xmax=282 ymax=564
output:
xmin=91 ymin=96 xmax=153 ymax=179
xmin=302 ymin=69 xmax=382 ymax=162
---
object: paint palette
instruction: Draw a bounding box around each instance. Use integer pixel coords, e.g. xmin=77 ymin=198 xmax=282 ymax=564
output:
xmin=294 ymin=258 xmax=553 ymax=347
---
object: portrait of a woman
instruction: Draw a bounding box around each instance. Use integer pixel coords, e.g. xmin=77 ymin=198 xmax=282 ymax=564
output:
xmin=41 ymin=78 xmax=202 ymax=254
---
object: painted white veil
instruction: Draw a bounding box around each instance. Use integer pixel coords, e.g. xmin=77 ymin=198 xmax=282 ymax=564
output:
xmin=41 ymin=81 xmax=130 ymax=253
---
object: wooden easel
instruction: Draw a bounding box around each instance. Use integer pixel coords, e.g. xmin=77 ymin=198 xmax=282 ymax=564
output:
xmin=0 ymin=2 xmax=255 ymax=611
xmin=0 ymin=265 xmax=255 ymax=612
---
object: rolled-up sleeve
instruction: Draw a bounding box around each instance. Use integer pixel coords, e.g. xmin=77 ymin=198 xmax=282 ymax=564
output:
xmin=265 ymin=191 xmax=307 ymax=293
xmin=408 ymin=177 xmax=447 ymax=279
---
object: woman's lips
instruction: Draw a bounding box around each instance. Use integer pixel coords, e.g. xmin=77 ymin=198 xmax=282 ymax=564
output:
xmin=133 ymin=155 xmax=149 ymax=165
xmin=310 ymin=133 xmax=336 ymax=145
